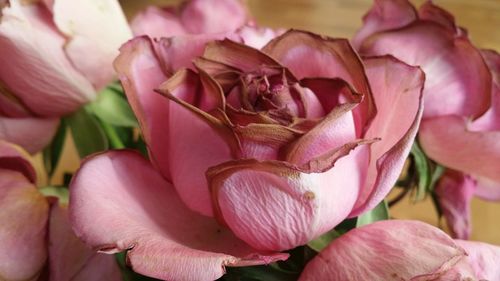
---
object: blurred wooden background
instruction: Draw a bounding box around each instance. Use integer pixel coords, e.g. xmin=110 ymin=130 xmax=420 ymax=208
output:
xmin=50 ymin=0 xmax=500 ymax=245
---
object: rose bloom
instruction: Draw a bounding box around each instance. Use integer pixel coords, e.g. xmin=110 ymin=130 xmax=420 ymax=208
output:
xmin=299 ymin=220 xmax=500 ymax=280
xmin=0 ymin=0 xmax=131 ymax=153
xmin=0 ymin=140 xmax=120 ymax=281
xmin=353 ymin=0 xmax=500 ymax=240
xmin=69 ymin=28 xmax=424 ymax=280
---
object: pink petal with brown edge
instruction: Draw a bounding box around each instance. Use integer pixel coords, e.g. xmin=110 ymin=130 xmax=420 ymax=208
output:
xmin=0 ymin=140 xmax=37 ymax=183
xmin=298 ymin=220 xmax=467 ymax=281
xmin=0 ymin=170 xmax=48 ymax=281
xmin=300 ymin=77 xmax=361 ymax=114
xmin=208 ymin=144 xmax=370 ymax=251
xmin=49 ymin=0 xmax=132 ymax=90
xmin=352 ymin=0 xmax=417 ymax=49
xmin=435 ymin=170 xmax=476 ymax=240
xmin=180 ymin=0 xmax=247 ymax=34
xmin=418 ymin=1 xmax=457 ymax=33
xmin=0 ymin=1 xmax=95 ymax=116
xmin=350 ymin=56 xmax=424 ymax=217
xmin=455 ymin=240 xmax=500 ymax=280
xmin=69 ymin=150 xmax=288 ymax=281
xmin=131 ymin=6 xmax=186 ymax=38
xmin=360 ymin=22 xmax=491 ymax=119
xmin=263 ymin=30 xmax=375 ymax=136
xmin=114 ymin=36 xmax=171 ymax=180
xmin=156 ymin=70 xmax=238 ymax=216
xmin=0 ymin=116 xmax=59 ymax=154
xmin=419 ymin=115 xmax=500 ymax=184
xmin=49 ymin=202 xmax=121 ymax=281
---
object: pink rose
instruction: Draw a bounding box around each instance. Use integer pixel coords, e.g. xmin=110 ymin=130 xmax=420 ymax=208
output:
xmin=299 ymin=220 xmax=500 ymax=280
xmin=69 ymin=29 xmax=423 ymax=280
xmin=0 ymin=140 xmax=120 ymax=280
xmin=0 ymin=0 xmax=131 ymax=153
xmin=354 ymin=0 xmax=500 ymax=238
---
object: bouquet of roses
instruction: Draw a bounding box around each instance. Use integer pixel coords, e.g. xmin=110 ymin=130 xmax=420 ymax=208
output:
xmin=0 ymin=0 xmax=498 ymax=280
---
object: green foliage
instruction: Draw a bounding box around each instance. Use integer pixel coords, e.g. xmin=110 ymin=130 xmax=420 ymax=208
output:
xmin=356 ymin=200 xmax=389 ymax=227
xmin=42 ymin=120 xmax=67 ymax=179
xmin=87 ymin=86 xmax=138 ymax=128
xmin=66 ymin=107 xmax=109 ymax=158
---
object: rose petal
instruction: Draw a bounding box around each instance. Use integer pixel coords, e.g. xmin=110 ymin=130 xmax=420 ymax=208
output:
xmin=0 ymin=116 xmax=59 ymax=154
xmin=50 ymin=0 xmax=132 ymax=90
xmin=418 ymin=1 xmax=457 ymax=32
xmin=131 ymin=6 xmax=186 ymax=38
xmin=69 ymin=150 xmax=287 ymax=281
xmin=360 ymin=22 xmax=491 ymax=119
xmin=0 ymin=140 xmax=37 ymax=183
xmin=299 ymin=220 xmax=466 ymax=281
xmin=474 ymin=176 xmax=500 ymax=201
xmin=350 ymin=56 xmax=424 ymax=216
xmin=419 ymin=115 xmax=500 ymax=184
xmin=180 ymin=0 xmax=247 ymax=34
xmin=455 ymin=240 xmax=500 ymax=280
xmin=237 ymin=25 xmax=280 ymax=49
xmin=0 ymin=170 xmax=48 ymax=281
xmin=352 ymin=0 xmax=417 ymax=49
xmin=0 ymin=1 xmax=95 ymax=116
xmin=435 ymin=170 xmax=476 ymax=239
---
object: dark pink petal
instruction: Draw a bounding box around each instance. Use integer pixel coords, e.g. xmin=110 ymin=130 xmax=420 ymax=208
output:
xmin=350 ymin=56 xmax=424 ymax=216
xmin=131 ymin=6 xmax=186 ymax=38
xmin=0 ymin=170 xmax=48 ymax=281
xmin=0 ymin=1 xmax=95 ymax=116
xmin=418 ymin=1 xmax=457 ymax=32
xmin=0 ymin=116 xmax=59 ymax=154
xmin=49 ymin=0 xmax=132 ymax=90
xmin=299 ymin=220 xmax=466 ymax=281
xmin=435 ymin=170 xmax=476 ymax=239
xmin=114 ymin=36 xmax=171 ymax=180
xmin=180 ymin=0 xmax=247 ymax=34
xmin=419 ymin=115 xmax=500 ymax=185
xmin=209 ymin=145 xmax=370 ymax=251
xmin=69 ymin=151 xmax=287 ymax=281
xmin=0 ymin=140 xmax=37 ymax=183
xmin=49 ymin=202 xmax=121 ymax=281
xmin=360 ymin=22 xmax=491 ymax=119
xmin=455 ymin=240 xmax=500 ymax=280
xmin=352 ymin=0 xmax=417 ymax=49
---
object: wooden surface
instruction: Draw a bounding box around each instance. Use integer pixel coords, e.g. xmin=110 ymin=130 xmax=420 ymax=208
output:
xmin=50 ymin=0 xmax=500 ymax=244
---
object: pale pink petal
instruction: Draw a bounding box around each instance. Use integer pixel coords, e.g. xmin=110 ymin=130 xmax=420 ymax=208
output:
xmin=0 ymin=140 xmax=37 ymax=182
xmin=352 ymin=0 xmax=417 ymax=49
xmin=49 ymin=202 xmax=121 ymax=281
xmin=209 ymin=145 xmax=369 ymax=251
xmin=50 ymin=0 xmax=132 ymax=90
xmin=474 ymin=176 xmax=500 ymax=201
xmin=435 ymin=170 xmax=476 ymax=239
xmin=419 ymin=115 xmax=500 ymax=184
xmin=350 ymin=56 xmax=424 ymax=216
xmin=299 ymin=220 xmax=466 ymax=281
xmin=180 ymin=0 xmax=247 ymax=34
xmin=0 ymin=170 xmax=48 ymax=281
xmin=0 ymin=1 xmax=95 ymax=116
xmin=359 ymin=22 xmax=491 ymax=119
xmin=0 ymin=116 xmax=59 ymax=154
xmin=237 ymin=25 xmax=280 ymax=49
xmin=114 ymin=36 xmax=171 ymax=180
xmin=455 ymin=240 xmax=500 ymax=280
xmin=69 ymin=151 xmax=287 ymax=281
xmin=131 ymin=6 xmax=186 ymax=38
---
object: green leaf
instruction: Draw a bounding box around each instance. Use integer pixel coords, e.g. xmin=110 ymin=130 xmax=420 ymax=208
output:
xmin=39 ymin=186 xmax=69 ymax=205
xmin=66 ymin=108 xmax=108 ymax=158
xmin=42 ymin=120 xmax=67 ymax=178
xmin=307 ymin=228 xmax=341 ymax=252
xmin=356 ymin=200 xmax=389 ymax=227
xmin=429 ymin=164 xmax=445 ymax=192
xmin=411 ymin=142 xmax=432 ymax=201
xmin=88 ymin=87 xmax=138 ymax=128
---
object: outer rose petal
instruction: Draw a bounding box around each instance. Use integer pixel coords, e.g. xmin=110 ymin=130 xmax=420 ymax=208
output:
xmin=180 ymin=0 xmax=247 ymax=34
xmin=0 ymin=116 xmax=59 ymax=154
xmin=131 ymin=6 xmax=186 ymax=38
xmin=350 ymin=56 xmax=424 ymax=216
xmin=0 ymin=170 xmax=48 ymax=281
xmin=435 ymin=170 xmax=476 ymax=239
xmin=299 ymin=220 xmax=466 ymax=281
xmin=209 ymin=145 xmax=369 ymax=251
xmin=0 ymin=1 xmax=95 ymax=116
xmin=0 ymin=140 xmax=37 ymax=183
xmin=49 ymin=202 xmax=121 ymax=281
xmin=360 ymin=22 xmax=491 ymax=119
xmin=50 ymin=0 xmax=132 ymax=90
xmin=455 ymin=240 xmax=500 ymax=280
xmin=419 ymin=115 xmax=500 ymax=184
xmin=474 ymin=176 xmax=500 ymax=201
xmin=352 ymin=0 xmax=417 ymax=49
xmin=237 ymin=25 xmax=280 ymax=49
xmin=69 ymin=150 xmax=287 ymax=281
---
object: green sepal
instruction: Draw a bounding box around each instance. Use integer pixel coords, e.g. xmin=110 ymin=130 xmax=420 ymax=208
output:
xmin=356 ymin=200 xmax=389 ymax=227
xmin=66 ymin=107 xmax=109 ymax=158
